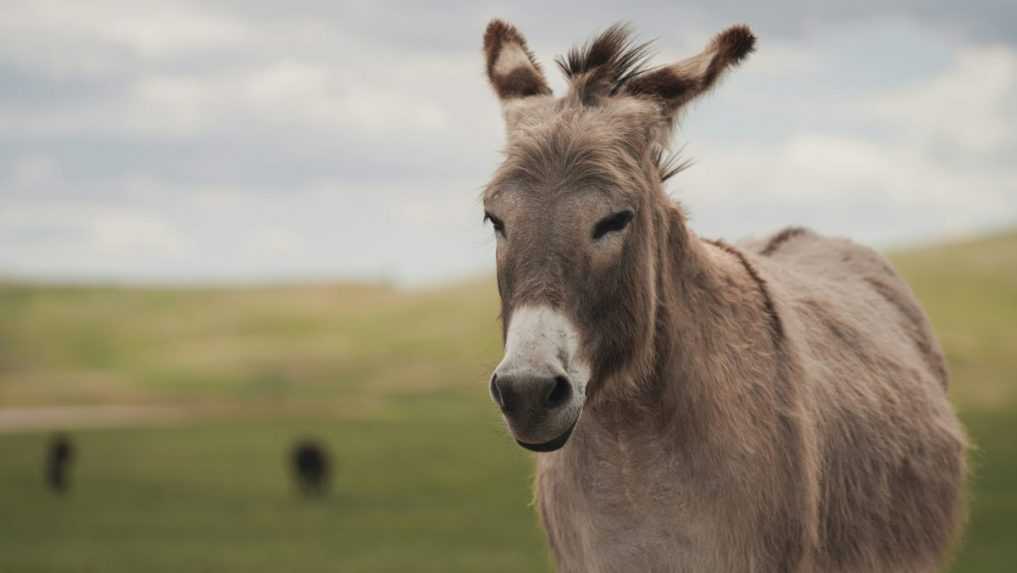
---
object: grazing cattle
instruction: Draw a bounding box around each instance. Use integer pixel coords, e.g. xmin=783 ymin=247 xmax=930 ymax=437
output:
xmin=291 ymin=439 xmax=331 ymax=497
xmin=45 ymin=433 xmax=74 ymax=494
xmin=480 ymin=20 xmax=968 ymax=572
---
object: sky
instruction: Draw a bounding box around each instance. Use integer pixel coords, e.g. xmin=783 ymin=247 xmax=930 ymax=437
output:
xmin=1 ymin=1 xmax=1015 ymax=285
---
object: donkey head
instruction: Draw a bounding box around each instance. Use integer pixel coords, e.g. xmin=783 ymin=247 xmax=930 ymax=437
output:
xmin=482 ymin=21 xmax=755 ymax=452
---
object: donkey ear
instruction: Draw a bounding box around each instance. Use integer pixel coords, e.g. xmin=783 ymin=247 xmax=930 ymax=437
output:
xmin=625 ymin=25 xmax=755 ymax=118
xmin=484 ymin=20 xmax=552 ymax=102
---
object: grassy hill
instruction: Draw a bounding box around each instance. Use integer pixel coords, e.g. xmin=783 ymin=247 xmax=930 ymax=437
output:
xmin=1 ymin=230 xmax=1015 ymax=572
xmin=0 ymin=280 xmax=503 ymax=409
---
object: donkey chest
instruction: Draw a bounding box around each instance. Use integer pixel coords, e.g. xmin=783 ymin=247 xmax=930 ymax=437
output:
xmin=535 ymin=446 xmax=732 ymax=572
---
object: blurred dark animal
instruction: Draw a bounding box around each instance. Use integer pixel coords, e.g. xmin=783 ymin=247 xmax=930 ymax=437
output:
xmin=290 ymin=439 xmax=331 ymax=497
xmin=45 ymin=433 xmax=74 ymax=494
xmin=480 ymin=20 xmax=968 ymax=573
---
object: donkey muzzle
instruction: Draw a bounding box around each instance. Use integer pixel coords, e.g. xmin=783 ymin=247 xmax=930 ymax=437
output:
xmin=491 ymin=305 xmax=589 ymax=452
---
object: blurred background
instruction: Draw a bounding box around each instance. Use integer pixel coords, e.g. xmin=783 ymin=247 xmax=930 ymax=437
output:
xmin=0 ymin=1 xmax=1014 ymax=571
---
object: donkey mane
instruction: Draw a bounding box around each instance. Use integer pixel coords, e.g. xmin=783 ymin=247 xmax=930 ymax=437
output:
xmin=705 ymin=238 xmax=786 ymax=340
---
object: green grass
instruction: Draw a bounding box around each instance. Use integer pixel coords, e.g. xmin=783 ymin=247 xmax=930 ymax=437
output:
xmin=0 ymin=395 xmax=548 ymax=572
xmin=0 ymin=280 xmax=504 ymax=408
xmin=1 ymin=229 xmax=1015 ymax=572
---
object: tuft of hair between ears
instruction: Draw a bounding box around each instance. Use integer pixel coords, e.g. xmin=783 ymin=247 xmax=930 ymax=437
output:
xmin=555 ymin=23 xmax=654 ymax=102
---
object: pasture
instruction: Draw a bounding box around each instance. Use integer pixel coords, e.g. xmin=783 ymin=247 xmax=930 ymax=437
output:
xmin=1 ymin=230 xmax=1015 ymax=572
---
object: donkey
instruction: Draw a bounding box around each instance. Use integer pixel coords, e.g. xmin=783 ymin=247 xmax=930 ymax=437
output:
xmin=45 ymin=433 xmax=74 ymax=494
xmin=481 ymin=20 xmax=968 ymax=572
xmin=290 ymin=439 xmax=332 ymax=497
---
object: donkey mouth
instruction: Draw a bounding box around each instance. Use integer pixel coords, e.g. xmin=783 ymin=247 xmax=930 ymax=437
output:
xmin=516 ymin=419 xmax=577 ymax=453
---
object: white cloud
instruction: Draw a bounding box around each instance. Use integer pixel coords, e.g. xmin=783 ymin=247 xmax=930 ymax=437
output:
xmin=0 ymin=0 xmax=251 ymax=69
xmin=870 ymin=44 xmax=1017 ymax=152
xmin=687 ymin=133 xmax=1014 ymax=207
xmin=2 ymin=53 xmax=462 ymax=139
xmin=0 ymin=173 xmax=492 ymax=284
xmin=10 ymin=155 xmax=63 ymax=191
xmin=0 ymin=200 xmax=188 ymax=265
xmin=675 ymin=26 xmax=1017 ymax=247
xmin=1 ymin=3 xmax=1015 ymax=284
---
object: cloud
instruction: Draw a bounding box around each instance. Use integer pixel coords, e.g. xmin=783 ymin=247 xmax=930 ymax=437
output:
xmin=0 ymin=1 xmax=1015 ymax=284
xmin=679 ymin=39 xmax=1017 ymax=245
xmin=870 ymin=45 xmax=1017 ymax=153
xmin=681 ymin=133 xmax=1017 ymax=243
xmin=1 ymin=1 xmax=251 ymax=63
xmin=126 ymin=60 xmax=452 ymax=137
xmin=0 ymin=167 xmax=493 ymax=283
xmin=9 ymin=155 xmax=63 ymax=192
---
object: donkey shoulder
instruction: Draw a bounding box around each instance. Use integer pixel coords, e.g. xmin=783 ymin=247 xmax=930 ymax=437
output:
xmin=742 ymin=226 xmax=949 ymax=389
xmin=741 ymin=231 xmax=964 ymax=571
xmin=746 ymin=226 xmax=899 ymax=281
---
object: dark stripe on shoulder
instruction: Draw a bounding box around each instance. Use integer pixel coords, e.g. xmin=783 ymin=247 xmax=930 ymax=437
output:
xmin=761 ymin=226 xmax=808 ymax=257
xmin=706 ymin=239 xmax=785 ymax=341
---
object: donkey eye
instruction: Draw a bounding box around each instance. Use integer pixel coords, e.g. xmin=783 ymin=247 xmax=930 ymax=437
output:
xmin=592 ymin=210 xmax=634 ymax=240
xmin=484 ymin=211 xmax=506 ymax=237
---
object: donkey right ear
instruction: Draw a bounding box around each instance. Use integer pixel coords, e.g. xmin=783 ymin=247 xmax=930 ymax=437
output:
xmin=484 ymin=20 xmax=552 ymax=103
xmin=624 ymin=25 xmax=755 ymax=120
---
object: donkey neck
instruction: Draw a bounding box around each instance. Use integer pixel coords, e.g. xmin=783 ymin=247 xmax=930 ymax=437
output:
xmin=583 ymin=204 xmax=779 ymax=450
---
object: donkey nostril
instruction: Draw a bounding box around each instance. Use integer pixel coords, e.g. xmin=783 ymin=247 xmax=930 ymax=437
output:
xmin=490 ymin=374 xmax=504 ymax=408
xmin=545 ymin=376 xmax=572 ymax=409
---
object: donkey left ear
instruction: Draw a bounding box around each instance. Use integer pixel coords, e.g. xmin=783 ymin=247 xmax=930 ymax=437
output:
xmin=484 ymin=19 xmax=552 ymax=103
xmin=625 ymin=25 xmax=755 ymax=118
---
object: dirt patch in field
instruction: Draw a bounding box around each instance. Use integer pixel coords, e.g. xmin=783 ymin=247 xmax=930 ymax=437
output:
xmin=0 ymin=405 xmax=189 ymax=433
